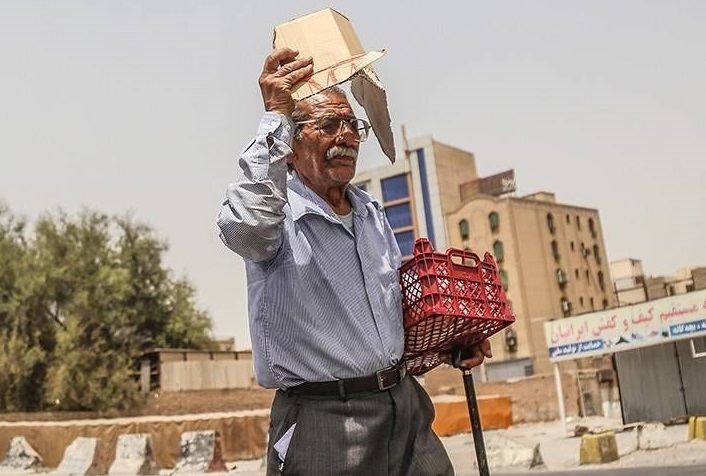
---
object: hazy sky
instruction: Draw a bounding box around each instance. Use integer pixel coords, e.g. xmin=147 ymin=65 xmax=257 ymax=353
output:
xmin=2 ymin=1 xmax=705 ymax=349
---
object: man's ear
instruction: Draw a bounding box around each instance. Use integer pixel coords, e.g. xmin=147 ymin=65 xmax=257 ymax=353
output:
xmin=287 ymin=151 xmax=297 ymax=166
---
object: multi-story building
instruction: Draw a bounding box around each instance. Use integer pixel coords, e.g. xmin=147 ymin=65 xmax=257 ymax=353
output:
xmin=355 ymin=134 xmax=479 ymax=259
xmin=354 ymin=135 xmax=616 ymax=377
xmin=610 ymin=258 xmax=648 ymax=304
xmin=610 ymin=258 xmax=706 ymax=304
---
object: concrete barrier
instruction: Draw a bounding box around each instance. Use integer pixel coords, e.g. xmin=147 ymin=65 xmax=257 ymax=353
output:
xmin=108 ymin=434 xmax=156 ymax=475
xmin=484 ymin=434 xmax=543 ymax=469
xmin=432 ymin=395 xmax=512 ymax=437
xmin=53 ymin=437 xmax=97 ymax=475
xmin=172 ymin=431 xmax=226 ymax=474
xmin=637 ymin=422 xmax=669 ymax=450
xmin=692 ymin=417 xmax=706 ymax=440
xmin=579 ymin=432 xmax=618 ymax=465
xmin=0 ymin=436 xmax=43 ymax=471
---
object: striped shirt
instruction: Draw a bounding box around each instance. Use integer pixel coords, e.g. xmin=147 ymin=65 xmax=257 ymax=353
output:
xmin=217 ymin=112 xmax=404 ymax=389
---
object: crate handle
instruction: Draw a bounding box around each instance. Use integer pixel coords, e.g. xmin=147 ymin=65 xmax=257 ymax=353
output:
xmin=413 ymin=238 xmax=435 ymax=255
xmin=447 ymin=248 xmax=481 ymax=267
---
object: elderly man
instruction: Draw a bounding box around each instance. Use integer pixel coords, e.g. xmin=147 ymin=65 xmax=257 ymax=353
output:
xmin=217 ymin=47 xmax=491 ymax=475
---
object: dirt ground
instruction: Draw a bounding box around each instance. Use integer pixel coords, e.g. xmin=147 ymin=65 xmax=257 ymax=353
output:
xmin=0 ymin=388 xmax=276 ymax=422
xmin=143 ymin=388 xmax=276 ymax=415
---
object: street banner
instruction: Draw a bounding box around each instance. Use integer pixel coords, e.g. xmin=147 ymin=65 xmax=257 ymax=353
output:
xmin=545 ymin=289 xmax=706 ymax=362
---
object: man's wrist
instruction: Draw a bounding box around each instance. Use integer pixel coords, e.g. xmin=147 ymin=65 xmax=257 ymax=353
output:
xmin=258 ymin=112 xmax=295 ymax=148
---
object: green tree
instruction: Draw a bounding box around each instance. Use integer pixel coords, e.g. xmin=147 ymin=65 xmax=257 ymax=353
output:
xmin=0 ymin=206 xmax=215 ymax=412
xmin=0 ymin=204 xmax=51 ymax=411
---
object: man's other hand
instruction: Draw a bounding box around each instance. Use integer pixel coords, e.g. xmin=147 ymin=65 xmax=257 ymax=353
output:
xmin=444 ymin=340 xmax=492 ymax=370
xmin=259 ymin=48 xmax=314 ymax=116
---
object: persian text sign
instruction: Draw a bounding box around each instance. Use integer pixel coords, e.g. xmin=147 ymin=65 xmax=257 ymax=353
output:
xmin=545 ymin=289 xmax=706 ymax=362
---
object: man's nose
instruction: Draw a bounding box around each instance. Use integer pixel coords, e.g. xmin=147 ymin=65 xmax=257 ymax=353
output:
xmin=335 ymin=121 xmax=359 ymax=145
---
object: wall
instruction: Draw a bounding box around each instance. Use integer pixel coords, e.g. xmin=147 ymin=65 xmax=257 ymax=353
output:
xmin=423 ymin=366 xmax=608 ymax=424
xmin=616 ymin=339 xmax=706 ymax=423
xmin=141 ymin=350 xmax=256 ymax=392
xmin=160 ymin=361 xmax=256 ymax=392
xmin=0 ymin=412 xmax=269 ymax=471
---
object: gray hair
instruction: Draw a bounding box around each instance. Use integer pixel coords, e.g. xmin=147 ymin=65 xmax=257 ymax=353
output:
xmin=291 ymin=86 xmax=348 ymax=140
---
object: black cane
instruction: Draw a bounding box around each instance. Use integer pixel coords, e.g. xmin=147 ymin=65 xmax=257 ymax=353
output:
xmin=454 ymin=349 xmax=490 ymax=476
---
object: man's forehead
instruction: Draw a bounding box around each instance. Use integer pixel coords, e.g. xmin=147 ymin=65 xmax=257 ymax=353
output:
xmin=303 ymin=94 xmax=353 ymax=116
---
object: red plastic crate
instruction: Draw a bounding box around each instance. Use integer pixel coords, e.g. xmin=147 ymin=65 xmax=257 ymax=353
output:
xmin=400 ymin=238 xmax=516 ymax=375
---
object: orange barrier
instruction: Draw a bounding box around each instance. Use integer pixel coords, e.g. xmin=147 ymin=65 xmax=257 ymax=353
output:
xmin=432 ymin=395 xmax=512 ymax=437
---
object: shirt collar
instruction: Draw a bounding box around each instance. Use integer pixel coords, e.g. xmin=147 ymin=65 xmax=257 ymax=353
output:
xmin=288 ymin=171 xmax=373 ymax=222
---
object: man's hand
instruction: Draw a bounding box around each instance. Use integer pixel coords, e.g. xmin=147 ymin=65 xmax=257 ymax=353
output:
xmin=259 ymin=48 xmax=314 ymax=116
xmin=444 ymin=340 xmax=493 ymax=370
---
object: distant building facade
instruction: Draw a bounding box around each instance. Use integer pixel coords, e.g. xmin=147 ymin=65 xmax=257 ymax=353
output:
xmin=354 ymin=135 xmax=616 ymax=377
xmin=605 ymin=260 xmax=706 ymax=423
xmin=610 ymin=258 xmax=706 ymax=304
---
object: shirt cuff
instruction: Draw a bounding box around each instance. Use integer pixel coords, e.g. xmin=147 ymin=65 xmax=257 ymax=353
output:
xmin=257 ymin=112 xmax=295 ymax=141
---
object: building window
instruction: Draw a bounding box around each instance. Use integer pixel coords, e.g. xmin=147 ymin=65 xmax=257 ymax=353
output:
xmin=590 ymin=297 xmax=595 ymax=310
xmin=570 ymin=241 xmax=575 ymax=252
xmin=499 ymin=269 xmax=509 ymax=291
xmin=575 ymin=269 xmax=580 ymax=279
xmin=566 ymin=214 xmax=571 ymax=224
xmin=547 ymin=213 xmax=555 ymax=234
xmin=561 ymin=297 xmax=572 ymax=317
xmin=493 ymin=240 xmax=504 ymax=262
xmin=551 ymin=240 xmax=560 ymax=262
xmin=556 ymin=268 xmax=568 ymax=287
xmin=489 ymin=211 xmax=500 ymax=233
xmin=588 ymin=218 xmax=596 ymax=238
xmin=381 ymin=174 xmax=409 ymax=202
xmin=593 ymin=244 xmax=601 ymax=265
xmin=381 ymin=173 xmax=415 ymax=258
xmin=395 ymin=230 xmax=415 ymax=258
xmin=585 ymin=269 xmax=589 ymax=281
xmin=602 ymin=298 xmax=609 ymax=309
xmin=459 ymin=219 xmax=470 ymax=241
xmin=384 ymin=203 xmax=413 ymax=229
xmin=576 ymin=215 xmax=581 ymax=230
xmin=598 ymin=270 xmax=605 ymax=292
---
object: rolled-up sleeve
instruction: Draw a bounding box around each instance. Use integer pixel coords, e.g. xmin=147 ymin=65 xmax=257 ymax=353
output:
xmin=217 ymin=113 xmax=295 ymax=262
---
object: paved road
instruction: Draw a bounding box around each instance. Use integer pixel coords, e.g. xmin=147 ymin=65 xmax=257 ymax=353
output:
xmin=486 ymin=465 xmax=706 ymax=476
xmin=231 ymin=464 xmax=706 ymax=475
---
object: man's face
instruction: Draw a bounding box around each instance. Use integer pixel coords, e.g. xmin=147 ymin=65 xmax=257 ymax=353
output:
xmin=290 ymin=94 xmax=361 ymax=192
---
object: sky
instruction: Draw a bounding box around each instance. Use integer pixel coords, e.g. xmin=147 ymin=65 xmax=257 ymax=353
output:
xmin=1 ymin=1 xmax=705 ymax=350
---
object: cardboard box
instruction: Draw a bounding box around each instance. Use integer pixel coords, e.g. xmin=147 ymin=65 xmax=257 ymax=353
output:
xmin=273 ymin=8 xmax=395 ymax=163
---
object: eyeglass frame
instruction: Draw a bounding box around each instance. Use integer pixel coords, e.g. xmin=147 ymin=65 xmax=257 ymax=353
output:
xmin=294 ymin=115 xmax=371 ymax=143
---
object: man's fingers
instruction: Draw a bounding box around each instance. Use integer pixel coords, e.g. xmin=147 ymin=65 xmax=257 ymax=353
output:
xmin=451 ymin=340 xmax=493 ymax=370
xmin=480 ymin=339 xmax=492 ymax=358
xmin=274 ymin=57 xmax=314 ymax=78
xmin=263 ymin=47 xmax=298 ymax=74
xmin=258 ymin=50 xmax=313 ymax=116
xmin=459 ymin=346 xmax=484 ymax=369
xmin=285 ymin=63 xmax=314 ymax=86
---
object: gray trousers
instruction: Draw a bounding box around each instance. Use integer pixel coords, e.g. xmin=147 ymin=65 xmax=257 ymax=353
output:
xmin=266 ymin=375 xmax=454 ymax=475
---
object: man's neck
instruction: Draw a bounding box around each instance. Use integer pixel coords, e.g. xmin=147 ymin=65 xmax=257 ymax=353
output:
xmin=295 ymin=172 xmax=351 ymax=215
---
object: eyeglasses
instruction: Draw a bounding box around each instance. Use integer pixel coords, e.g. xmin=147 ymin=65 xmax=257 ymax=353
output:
xmin=295 ymin=116 xmax=370 ymax=142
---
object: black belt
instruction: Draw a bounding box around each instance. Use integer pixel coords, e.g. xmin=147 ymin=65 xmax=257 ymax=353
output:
xmin=289 ymin=361 xmax=407 ymax=399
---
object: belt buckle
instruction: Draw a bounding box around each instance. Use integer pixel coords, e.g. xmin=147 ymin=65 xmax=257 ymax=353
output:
xmin=376 ymin=364 xmax=399 ymax=391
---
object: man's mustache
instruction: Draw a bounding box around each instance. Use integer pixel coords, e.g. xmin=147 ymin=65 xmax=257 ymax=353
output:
xmin=325 ymin=146 xmax=358 ymax=161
